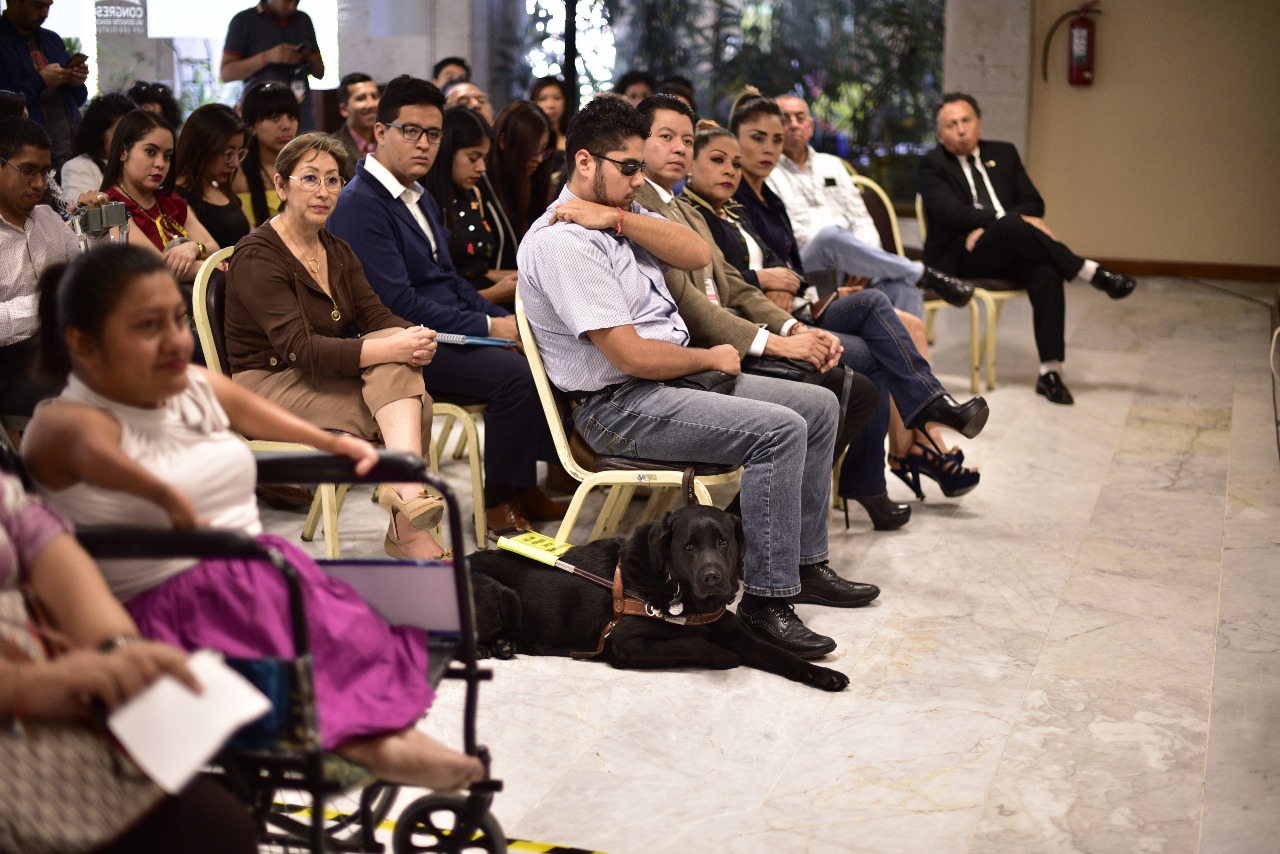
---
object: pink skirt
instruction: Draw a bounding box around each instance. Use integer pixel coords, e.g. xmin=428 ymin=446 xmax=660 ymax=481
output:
xmin=126 ymin=535 xmax=434 ymax=751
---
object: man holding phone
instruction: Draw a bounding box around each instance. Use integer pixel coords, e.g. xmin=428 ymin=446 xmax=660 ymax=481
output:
xmin=221 ymin=0 xmax=325 ymax=131
xmin=0 ymin=0 xmax=88 ymax=168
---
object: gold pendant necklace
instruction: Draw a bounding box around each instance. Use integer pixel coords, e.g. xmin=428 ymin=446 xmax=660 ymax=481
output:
xmin=278 ymin=218 xmax=340 ymax=322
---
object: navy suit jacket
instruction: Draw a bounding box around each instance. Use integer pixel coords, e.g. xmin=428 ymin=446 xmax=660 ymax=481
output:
xmin=916 ymin=140 xmax=1044 ymax=275
xmin=328 ymin=160 xmax=508 ymax=336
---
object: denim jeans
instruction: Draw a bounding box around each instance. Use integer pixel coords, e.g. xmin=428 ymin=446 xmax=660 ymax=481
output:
xmin=573 ymin=374 xmax=837 ymax=597
xmin=817 ymin=289 xmax=947 ymax=497
xmin=801 ymin=225 xmax=926 ymax=317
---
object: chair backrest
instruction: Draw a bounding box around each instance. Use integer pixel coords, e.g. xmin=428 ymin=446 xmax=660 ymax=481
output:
xmin=192 ymin=246 xmax=235 ymax=376
xmin=915 ymin=193 xmax=929 ymax=241
xmin=850 ymin=174 xmax=904 ymax=256
xmin=514 ymin=294 xmax=594 ymax=482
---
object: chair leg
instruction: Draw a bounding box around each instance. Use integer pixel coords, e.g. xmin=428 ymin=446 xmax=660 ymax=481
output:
xmin=924 ymin=305 xmax=938 ymax=346
xmin=968 ymin=298 xmax=982 ymax=394
xmin=301 ymin=490 xmax=323 ymax=542
xmin=638 ymin=486 xmax=675 ymax=524
xmin=433 ymin=414 xmax=457 ymax=467
xmin=691 ymin=480 xmax=715 ymax=506
xmin=591 ymin=484 xmax=635 ymax=541
xmin=552 ymin=486 xmax=594 ymax=543
xmin=451 ymin=428 xmax=469 ymax=461
xmin=988 ymin=300 xmax=1006 ymax=390
xmin=457 ymin=414 xmax=486 ymax=549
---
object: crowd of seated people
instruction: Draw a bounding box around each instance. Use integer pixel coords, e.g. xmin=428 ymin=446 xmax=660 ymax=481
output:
xmin=0 ymin=50 xmax=1026 ymax=840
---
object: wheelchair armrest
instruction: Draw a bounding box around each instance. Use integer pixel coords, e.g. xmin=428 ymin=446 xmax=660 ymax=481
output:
xmin=76 ymin=527 xmax=265 ymax=560
xmin=255 ymin=450 xmax=432 ymax=488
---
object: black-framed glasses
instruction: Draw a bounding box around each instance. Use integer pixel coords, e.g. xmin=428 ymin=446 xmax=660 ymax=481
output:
xmin=383 ymin=123 xmax=444 ymax=144
xmin=591 ymin=152 xmax=646 ymax=177
xmin=0 ymin=156 xmax=55 ymax=185
xmin=288 ymin=174 xmax=345 ymax=193
xmin=222 ymin=147 xmax=249 ymax=164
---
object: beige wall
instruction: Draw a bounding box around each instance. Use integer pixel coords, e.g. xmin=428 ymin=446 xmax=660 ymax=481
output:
xmin=1026 ymin=1 xmax=1280 ymax=268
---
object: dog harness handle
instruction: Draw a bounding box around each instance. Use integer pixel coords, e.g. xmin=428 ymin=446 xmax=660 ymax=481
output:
xmin=571 ymin=564 xmax=726 ymax=659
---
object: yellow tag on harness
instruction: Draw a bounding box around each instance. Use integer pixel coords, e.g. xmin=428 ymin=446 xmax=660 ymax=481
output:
xmin=495 ymin=530 xmax=574 ymax=565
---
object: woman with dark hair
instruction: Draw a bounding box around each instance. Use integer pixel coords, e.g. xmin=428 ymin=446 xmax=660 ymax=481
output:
xmin=102 ymin=109 xmax=218 ymax=284
xmin=423 ymin=106 xmax=517 ymax=307
xmin=61 ymin=93 xmax=135 ymax=199
xmin=126 ymin=81 xmax=183 ymax=131
xmin=174 ymin=103 xmax=252 ymax=250
xmin=484 ymin=99 xmax=553 ymax=239
xmin=529 ymin=75 xmax=569 ymax=181
xmin=230 ymin=80 xmax=299 ymax=226
xmin=726 ymin=90 xmax=981 ymax=507
xmin=22 ymin=242 xmax=484 ymax=791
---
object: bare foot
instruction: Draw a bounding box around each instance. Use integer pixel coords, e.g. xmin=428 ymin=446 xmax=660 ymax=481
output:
xmin=337 ymin=729 xmax=484 ymax=791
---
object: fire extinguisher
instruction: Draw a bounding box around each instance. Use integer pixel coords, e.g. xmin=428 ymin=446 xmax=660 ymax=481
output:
xmin=1041 ymin=1 xmax=1102 ymax=86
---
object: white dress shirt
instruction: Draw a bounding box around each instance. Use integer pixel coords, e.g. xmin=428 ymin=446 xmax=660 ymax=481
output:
xmin=362 ymin=153 xmax=438 ymax=259
xmin=1 ymin=205 xmax=80 ymax=346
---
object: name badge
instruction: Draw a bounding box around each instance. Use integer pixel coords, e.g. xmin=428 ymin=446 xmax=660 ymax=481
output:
xmin=824 ymin=177 xmax=838 ymax=188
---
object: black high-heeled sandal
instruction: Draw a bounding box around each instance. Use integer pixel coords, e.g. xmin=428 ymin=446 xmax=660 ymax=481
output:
xmin=848 ymin=493 xmax=911 ymax=530
xmin=889 ymin=442 xmax=980 ymax=500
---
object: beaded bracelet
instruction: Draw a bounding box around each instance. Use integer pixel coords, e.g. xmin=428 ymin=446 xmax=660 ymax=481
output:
xmin=615 ymin=207 xmax=625 ymax=236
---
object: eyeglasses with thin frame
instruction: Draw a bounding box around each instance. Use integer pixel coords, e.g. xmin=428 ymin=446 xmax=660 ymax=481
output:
xmin=288 ymin=173 xmax=345 ymax=193
xmin=383 ymin=123 xmax=444 ymax=145
xmin=590 ymin=152 xmax=646 ymax=177
xmin=222 ymin=147 xmax=249 ymax=165
xmin=528 ymin=148 xmax=553 ymax=165
xmin=0 ymin=156 xmax=55 ymax=185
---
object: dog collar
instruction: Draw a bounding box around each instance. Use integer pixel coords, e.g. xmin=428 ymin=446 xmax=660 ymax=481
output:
xmin=572 ymin=563 xmax=726 ymax=660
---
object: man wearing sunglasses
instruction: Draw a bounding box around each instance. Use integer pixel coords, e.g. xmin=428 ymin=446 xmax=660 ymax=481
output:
xmin=330 ymin=75 xmax=570 ymax=536
xmin=0 ymin=117 xmax=111 ymax=421
xmin=520 ymin=97 xmax=880 ymax=661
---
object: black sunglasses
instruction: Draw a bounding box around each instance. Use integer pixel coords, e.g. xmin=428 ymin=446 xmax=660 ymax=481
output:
xmin=591 ymin=152 xmax=646 ymax=177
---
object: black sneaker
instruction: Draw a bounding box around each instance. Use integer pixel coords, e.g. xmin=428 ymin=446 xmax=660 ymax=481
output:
xmin=790 ymin=562 xmax=880 ymax=608
xmin=738 ymin=601 xmax=837 ymax=659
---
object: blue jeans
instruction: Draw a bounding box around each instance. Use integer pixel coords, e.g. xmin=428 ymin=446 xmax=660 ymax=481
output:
xmin=817 ymin=289 xmax=947 ymax=497
xmin=573 ymin=374 xmax=837 ymax=597
xmin=802 ymin=225 xmax=926 ymax=317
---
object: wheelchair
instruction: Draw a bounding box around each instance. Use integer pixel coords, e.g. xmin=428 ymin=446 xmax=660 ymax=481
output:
xmin=75 ymin=450 xmax=506 ymax=853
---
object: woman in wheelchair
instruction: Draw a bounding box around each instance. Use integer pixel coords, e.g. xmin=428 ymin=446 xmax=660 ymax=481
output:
xmin=1 ymin=470 xmax=258 ymax=853
xmin=20 ymin=244 xmax=484 ymax=792
xmin=224 ymin=132 xmax=449 ymax=561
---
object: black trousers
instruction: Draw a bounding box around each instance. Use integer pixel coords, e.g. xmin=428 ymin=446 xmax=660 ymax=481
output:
xmin=0 ymin=338 xmax=61 ymax=417
xmin=421 ymin=343 xmax=555 ymax=491
xmin=958 ymin=215 xmax=1085 ymax=363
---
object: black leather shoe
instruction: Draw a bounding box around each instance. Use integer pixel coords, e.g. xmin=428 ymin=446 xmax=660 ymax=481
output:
xmin=850 ymin=493 xmax=911 ymax=531
xmin=1035 ymin=371 xmax=1074 ymax=405
xmin=907 ymin=393 xmax=989 ymax=439
xmin=1090 ymin=265 xmax=1136 ymax=299
xmin=918 ymin=266 xmax=975 ymax=307
xmin=790 ymin=562 xmax=881 ymax=608
xmin=738 ymin=601 xmax=836 ymax=658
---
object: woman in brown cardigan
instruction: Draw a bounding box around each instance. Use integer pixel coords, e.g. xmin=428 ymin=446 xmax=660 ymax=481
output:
xmin=225 ymin=133 xmax=446 ymax=559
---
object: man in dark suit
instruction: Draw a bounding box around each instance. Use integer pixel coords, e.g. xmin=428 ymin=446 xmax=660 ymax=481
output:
xmin=329 ymin=74 xmax=566 ymax=533
xmin=917 ymin=92 xmax=1135 ymax=405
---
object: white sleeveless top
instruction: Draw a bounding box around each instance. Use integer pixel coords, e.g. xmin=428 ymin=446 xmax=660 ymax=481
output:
xmin=32 ymin=368 xmax=261 ymax=601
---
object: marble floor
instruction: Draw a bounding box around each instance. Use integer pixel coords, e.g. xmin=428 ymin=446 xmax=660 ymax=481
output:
xmin=261 ymin=276 xmax=1280 ymax=853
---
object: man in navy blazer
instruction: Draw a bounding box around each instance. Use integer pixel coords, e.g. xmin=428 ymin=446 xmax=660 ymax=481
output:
xmin=917 ymin=93 xmax=1135 ymax=405
xmin=329 ymin=74 xmax=566 ymax=531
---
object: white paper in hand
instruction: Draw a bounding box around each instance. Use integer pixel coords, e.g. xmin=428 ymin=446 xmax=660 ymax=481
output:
xmin=108 ymin=649 xmax=273 ymax=794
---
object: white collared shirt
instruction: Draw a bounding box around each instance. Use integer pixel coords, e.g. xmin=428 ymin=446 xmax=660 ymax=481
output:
xmin=956 ymin=145 xmax=1006 ymax=218
xmin=363 ymin=153 xmax=438 ymax=259
xmin=1 ymin=206 xmax=80 ymax=346
xmin=767 ymin=146 xmax=880 ymax=249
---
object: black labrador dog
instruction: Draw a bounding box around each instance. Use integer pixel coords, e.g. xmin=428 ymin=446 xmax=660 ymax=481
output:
xmin=468 ymin=505 xmax=849 ymax=692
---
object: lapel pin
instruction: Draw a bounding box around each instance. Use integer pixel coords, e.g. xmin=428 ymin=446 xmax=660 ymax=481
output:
xmin=985 ymin=160 xmax=996 ymax=168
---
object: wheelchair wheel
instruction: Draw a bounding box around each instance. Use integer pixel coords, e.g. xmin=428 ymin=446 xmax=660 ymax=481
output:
xmin=392 ymin=794 xmax=506 ymax=853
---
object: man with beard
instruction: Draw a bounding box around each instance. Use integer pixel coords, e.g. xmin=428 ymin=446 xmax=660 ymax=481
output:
xmin=518 ymin=97 xmax=881 ymax=660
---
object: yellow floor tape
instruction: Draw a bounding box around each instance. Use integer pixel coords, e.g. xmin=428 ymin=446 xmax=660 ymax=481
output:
xmin=285 ymin=804 xmax=610 ymax=854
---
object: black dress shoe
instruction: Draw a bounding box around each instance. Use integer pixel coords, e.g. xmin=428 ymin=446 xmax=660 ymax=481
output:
xmin=1035 ymin=370 xmax=1074 ymax=405
xmin=1090 ymin=265 xmax=1136 ymax=299
xmin=849 ymin=493 xmax=911 ymax=531
xmin=790 ymin=562 xmax=880 ymax=608
xmin=738 ymin=601 xmax=836 ymax=658
xmin=907 ymin=393 xmax=989 ymax=439
xmin=917 ymin=266 xmax=975 ymax=307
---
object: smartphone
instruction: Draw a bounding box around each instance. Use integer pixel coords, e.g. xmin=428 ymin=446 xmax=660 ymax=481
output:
xmin=68 ymin=53 xmax=89 ymax=67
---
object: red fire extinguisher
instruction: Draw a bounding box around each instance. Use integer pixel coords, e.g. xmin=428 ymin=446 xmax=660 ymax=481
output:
xmin=1042 ymin=1 xmax=1102 ymax=86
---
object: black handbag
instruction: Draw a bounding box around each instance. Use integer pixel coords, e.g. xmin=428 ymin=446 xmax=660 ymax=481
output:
xmin=662 ymin=369 xmax=737 ymax=394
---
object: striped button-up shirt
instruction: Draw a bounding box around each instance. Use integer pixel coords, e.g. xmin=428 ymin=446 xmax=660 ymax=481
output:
xmin=1 ymin=205 xmax=79 ymax=346
xmin=518 ymin=187 xmax=688 ymax=393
